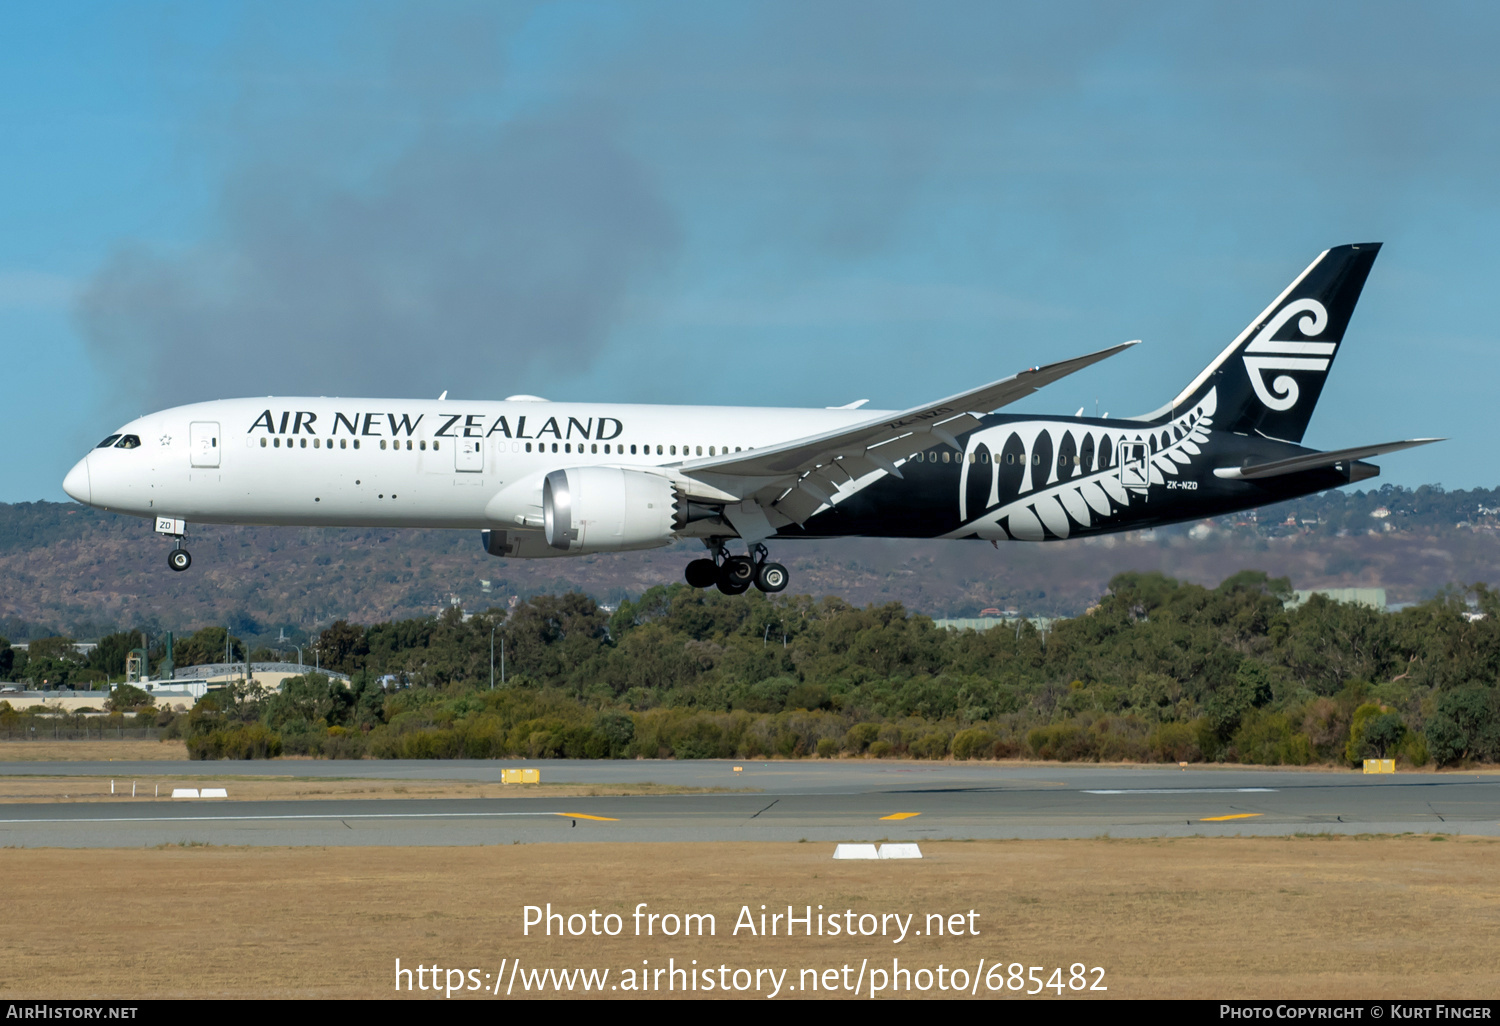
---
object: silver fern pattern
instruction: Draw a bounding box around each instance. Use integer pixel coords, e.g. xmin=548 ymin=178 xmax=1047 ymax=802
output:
xmin=945 ymin=388 xmax=1218 ymax=541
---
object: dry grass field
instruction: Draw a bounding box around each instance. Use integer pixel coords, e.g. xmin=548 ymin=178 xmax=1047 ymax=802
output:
xmin=0 ymin=740 xmax=189 ymax=760
xmin=0 ymin=835 xmax=1496 ymax=1000
xmin=0 ymin=776 xmax=736 ymax=802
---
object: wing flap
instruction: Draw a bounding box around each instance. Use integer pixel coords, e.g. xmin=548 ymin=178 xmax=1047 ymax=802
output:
xmin=1213 ymin=438 xmax=1443 ymax=481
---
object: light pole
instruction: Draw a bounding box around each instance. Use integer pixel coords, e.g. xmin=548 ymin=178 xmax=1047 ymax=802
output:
xmin=489 ymin=628 xmax=507 ymax=687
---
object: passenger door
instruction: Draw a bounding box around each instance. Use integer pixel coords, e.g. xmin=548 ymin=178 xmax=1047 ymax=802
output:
xmin=454 ymin=437 xmax=484 ymax=473
xmin=189 ymin=422 xmax=221 ymax=468
xmin=1120 ymin=441 xmax=1149 ymax=493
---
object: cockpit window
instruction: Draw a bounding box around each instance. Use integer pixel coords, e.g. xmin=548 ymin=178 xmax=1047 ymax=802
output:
xmin=113 ymin=434 xmax=141 ymax=449
xmin=96 ymin=435 xmax=122 ymax=449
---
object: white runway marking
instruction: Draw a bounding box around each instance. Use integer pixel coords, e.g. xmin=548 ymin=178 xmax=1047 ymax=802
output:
xmin=1081 ymin=788 xmax=1278 ymax=795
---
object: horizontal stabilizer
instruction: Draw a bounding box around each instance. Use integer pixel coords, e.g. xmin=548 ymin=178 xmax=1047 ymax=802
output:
xmin=1213 ymin=438 xmax=1444 ymax=481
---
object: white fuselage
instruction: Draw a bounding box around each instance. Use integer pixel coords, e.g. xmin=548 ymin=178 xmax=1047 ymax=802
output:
xmin=63 ymin=396 xmax=889 ymax=532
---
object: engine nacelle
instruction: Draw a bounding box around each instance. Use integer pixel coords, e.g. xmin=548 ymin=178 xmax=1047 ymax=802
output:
xmin=542 ymin=467 xmax=678 ymax=553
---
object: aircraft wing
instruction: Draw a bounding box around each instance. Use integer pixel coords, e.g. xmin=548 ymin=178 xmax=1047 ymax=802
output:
xmin=680 ymin=340 xmax=1138 ymax=521
xmin=1212 ymin=438 xmax=1444 ymax=481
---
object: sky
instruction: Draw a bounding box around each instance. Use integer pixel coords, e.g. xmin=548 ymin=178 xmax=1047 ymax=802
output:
xmin=3 ymin=1 xmax=1497 ymax=500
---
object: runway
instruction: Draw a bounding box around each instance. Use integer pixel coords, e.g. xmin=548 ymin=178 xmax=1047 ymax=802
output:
xmin=0 ymin=761 xmax=1495 ymax=846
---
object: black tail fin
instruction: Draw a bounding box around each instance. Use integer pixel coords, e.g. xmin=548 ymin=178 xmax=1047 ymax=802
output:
xmin=1140 ymin=243 xmax=1381 ymax=443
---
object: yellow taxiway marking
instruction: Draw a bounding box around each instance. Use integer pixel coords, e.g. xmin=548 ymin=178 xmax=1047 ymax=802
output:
xmin=880 ymin=812 xmax=922 ymax=821
xmin=555 ymin=813 xmax=618 ymax=822
xmin=1200 ymin=813 xmax=1263 ymax=822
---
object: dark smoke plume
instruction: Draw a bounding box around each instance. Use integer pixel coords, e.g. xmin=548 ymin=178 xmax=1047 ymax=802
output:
xmin=78 ymin=9 xmax=678 ymax=406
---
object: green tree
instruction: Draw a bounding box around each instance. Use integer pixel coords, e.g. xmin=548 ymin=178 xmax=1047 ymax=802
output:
xmin=105 ymin=684 xmax=154 ymax=712
xmin=26 ymin=636 xmax=77 ymax=661
xmin=1426 ymin=687 xmax=1500 ymax=765
xmin=87 ymin=631 xmax=145 ymax=678
xmin=1345 ymin=703 xmax=1407 ymax=763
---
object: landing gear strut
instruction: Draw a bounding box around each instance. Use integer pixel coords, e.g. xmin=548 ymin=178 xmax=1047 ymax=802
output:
xmin=683 ymin=540 xmax=788 ymax=595
xmin=156 ymin=516 xmax=192 ymax=572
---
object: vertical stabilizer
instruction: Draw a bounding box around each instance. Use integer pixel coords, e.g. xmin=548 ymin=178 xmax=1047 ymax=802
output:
xmin=1139 ymin=244 xmax=1380 ymax=443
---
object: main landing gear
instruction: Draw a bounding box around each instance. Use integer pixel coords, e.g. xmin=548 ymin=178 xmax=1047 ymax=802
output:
xmin=155 ymin=516 xmax=192 ymax=572
xmin=684 ymin=541 xmax=788 ymax=595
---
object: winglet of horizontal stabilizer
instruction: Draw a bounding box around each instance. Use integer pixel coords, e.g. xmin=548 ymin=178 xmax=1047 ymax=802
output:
xmin=1213 ymin=438 xmax=1444 ymax=481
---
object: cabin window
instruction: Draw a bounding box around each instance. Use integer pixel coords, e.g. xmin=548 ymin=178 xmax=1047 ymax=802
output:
xmin=656 ymin=445 xmax=663 ymax=455
xmin=354 ymin=440 xmax=361 ymax=449
xmin=1032 ymin=453 xmax=1040 ymax=465
xmin=736 ymin=446 xmax=742 ymax=452
xmin=274 ymin=437 xmax=281 ymax=448
xmin=260 ymin=438 xmax=267 ymax=448
xmin=551 ymin=443 xmax=558 ymax=453
xmin=670 ymin=445 xmax=677 ymax=455
xmin=708 ymin=446 xmax=715 ymax=456
xmin=526 ymin=442 xmax=532 ymax=453
xmin=300 ymin=438 xmax=307 ymax=448
xmin=419 ymin=440 xmax=427 ymax=450
xmin=313 ymin=438 xmax=320 ymax=449
xmin=696 ymin=445 xmax=703 ymax=456
xmin=592 ymin=443 xmax=598 ymax=454
xmin=380 ymin=440 xmax=387 ymax=450
xmin=431 ymin=440 xmax=437 ymax=450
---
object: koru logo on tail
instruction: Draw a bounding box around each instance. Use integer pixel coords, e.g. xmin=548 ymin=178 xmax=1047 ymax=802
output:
xmin=1242 ymin=298 xmax=1332 ymax=411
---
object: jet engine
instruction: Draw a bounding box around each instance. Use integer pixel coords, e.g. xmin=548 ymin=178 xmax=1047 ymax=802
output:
xmin=542 ymin=467 xmax=696 ymax=552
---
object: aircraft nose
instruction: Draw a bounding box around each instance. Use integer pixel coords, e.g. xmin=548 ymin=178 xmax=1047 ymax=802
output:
xmin=63 ymin=457 xmax=91 ymax=504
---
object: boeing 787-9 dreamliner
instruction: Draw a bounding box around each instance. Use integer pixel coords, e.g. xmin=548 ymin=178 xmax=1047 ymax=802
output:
xmin=64 ymin=243 xmax=1438 ymax=594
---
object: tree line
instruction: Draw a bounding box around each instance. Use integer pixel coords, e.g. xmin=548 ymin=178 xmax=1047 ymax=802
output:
xmin=6 ymin=570 xmax=1490 ymax=765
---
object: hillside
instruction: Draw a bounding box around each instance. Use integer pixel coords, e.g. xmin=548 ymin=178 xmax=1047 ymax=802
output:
xmin=3 ymin=484 xmax=1499 ymax=642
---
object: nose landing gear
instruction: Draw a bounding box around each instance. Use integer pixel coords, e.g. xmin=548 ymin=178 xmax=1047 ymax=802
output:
xmin=155 ymin=516 xmax=192 ymax=572
xmin=684 ymin=541 xmax=788 ymax=594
